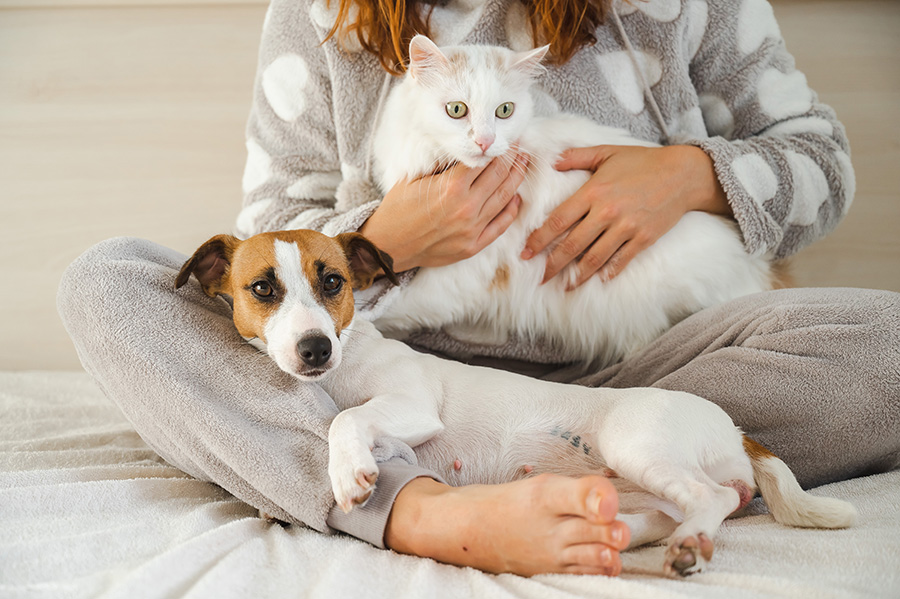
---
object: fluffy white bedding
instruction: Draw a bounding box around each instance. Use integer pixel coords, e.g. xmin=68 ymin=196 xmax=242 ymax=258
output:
xmin=2 ymin=371 xmax=898 ymax=599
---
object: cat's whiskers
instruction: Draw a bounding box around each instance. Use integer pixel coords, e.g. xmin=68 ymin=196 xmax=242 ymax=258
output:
xmin=522 ymin=152 xmax=553 ymax=180
xmin=497 ymin=146 xmax=551 ymax=184
xmin=505 ymin=150 xmax=552 ymax=189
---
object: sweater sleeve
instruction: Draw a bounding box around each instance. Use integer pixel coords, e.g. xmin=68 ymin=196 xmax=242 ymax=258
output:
xmin=235 ymin=0 xmax=383 ymax=240
xmin=686 ymin=0 xmax=855 ymax=258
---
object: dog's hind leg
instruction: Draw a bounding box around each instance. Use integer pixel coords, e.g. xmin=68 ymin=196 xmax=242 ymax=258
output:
xmin=603 ymin=453 xmax=746 ymax=577
xmin=612 ymin=486 xmax=682 ymax=549
xmin=663 ymin=478 xmax=739 ymax=576
xmin=592 ymin=388 xmax=755 ymax=576
xmin=634 ymin=465 xmax=742 ymax=576
xmin=617 ymin=511 xmax=678 ymax=549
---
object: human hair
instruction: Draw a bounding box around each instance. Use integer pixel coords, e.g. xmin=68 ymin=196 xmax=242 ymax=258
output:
xmin=324 ymin=0 xmax=614 ymax=75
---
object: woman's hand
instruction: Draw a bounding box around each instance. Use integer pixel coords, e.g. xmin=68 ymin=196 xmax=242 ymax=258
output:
xmin=521 ymin=145 xmax=732 ymax=290
xmin=385 ymin=474 xmax=630 ymax=576
xmin=360 ymin=152 xmax=530 ymax=273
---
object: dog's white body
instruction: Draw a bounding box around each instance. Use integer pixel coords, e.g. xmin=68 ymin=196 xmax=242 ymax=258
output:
xmin=325 ymin=316 xmax=751 ymax=498
xmin=370 ymin=39 xmax=773 ymax=366
xmin=177 ymin=230 xmax=856 ymax=577
xmin=321 ymin=316 xmax=855 ymax=572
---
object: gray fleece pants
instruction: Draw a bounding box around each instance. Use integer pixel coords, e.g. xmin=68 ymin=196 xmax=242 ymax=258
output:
xmin=58 ymin=237 xmax=900 ymax=548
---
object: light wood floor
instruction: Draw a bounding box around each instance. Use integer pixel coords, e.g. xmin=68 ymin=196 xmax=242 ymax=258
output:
xmin=1 ymin=0 xmax=898 ymax=370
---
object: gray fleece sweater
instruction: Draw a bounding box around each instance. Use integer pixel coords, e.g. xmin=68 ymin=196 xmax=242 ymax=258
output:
xmin=237 ymin=0 xmax=854 ymax=362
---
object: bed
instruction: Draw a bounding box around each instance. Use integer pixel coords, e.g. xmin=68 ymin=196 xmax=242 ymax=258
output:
xmin=2 ymin=370 xmax=897 ymax=599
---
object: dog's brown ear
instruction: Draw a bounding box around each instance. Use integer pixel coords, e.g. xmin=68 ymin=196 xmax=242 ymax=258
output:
xmin=336 ymin=232 xmax=400 ymax=290
xmin=175 ymin=234 xmax=240 ymax=296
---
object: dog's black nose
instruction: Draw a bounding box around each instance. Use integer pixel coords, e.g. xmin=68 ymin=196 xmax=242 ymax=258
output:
xmin=297 ymin=335 xmax=332 ymax=367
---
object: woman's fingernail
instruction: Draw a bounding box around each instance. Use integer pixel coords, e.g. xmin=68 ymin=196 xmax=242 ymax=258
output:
xmin=520 ymin=247 xmax=533 ymax=260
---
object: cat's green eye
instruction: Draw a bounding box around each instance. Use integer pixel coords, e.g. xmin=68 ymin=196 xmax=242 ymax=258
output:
xmin=495 ymin=102 xmax=515 ymax=119
xmin=446 ymin=101 xmax=468 ymax=119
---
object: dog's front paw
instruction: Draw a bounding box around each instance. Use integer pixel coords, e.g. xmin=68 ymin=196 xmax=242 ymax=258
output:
xmin=663 ymin=533 xmax=714 ymax=577
xmin=329 ymin=448 xmax=380 ymax=514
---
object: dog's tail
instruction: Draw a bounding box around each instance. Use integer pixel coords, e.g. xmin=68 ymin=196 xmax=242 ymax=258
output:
xmin=744 ymin=437 xmax=857 ymax=529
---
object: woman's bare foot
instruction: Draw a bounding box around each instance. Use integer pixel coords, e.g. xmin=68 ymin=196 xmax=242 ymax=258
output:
xmin=385 ymin=474 xmax=629 ymax=576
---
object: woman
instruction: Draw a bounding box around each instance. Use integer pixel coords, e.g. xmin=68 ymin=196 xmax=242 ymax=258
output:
xmin=58 ymin=0 xmax=900 ymax=577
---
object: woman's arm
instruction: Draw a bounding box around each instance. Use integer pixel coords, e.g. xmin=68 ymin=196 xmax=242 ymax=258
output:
xmin=523 ymin=144 xmax=734 ymax=288
xmin=359 ymin=155 xmax=528 ymax=273
xmin=522 ymin=0 xmax=855 ymax=287
xmin=687 ymin=0 xmax=854 ymax=258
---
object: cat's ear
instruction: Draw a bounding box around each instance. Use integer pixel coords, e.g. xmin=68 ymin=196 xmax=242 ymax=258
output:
xmin=408 ymin=35 xmax=449 ymax=83
xmin=511 ymin=45 xmax=550 ymax=79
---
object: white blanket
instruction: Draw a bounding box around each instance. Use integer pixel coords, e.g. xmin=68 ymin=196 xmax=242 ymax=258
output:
xmin=1 ymin=371 xmax=898 ymax=599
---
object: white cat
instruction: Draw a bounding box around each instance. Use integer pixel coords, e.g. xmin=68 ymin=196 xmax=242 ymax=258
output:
xmin=370 ymin=35 xmax=773 ymax=368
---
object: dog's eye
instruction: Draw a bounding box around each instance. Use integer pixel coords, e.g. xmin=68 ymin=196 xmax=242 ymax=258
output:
xmin=251 ymin=281 xmax=274 ymax=298
xmin=323 ymin=274 xmax=344 ymax=294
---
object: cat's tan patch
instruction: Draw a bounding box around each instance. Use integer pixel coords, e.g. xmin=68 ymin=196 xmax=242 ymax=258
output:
xmin=491 ymin=263 xmax=511 ymax=291
xmin=447 ymin=52 xmax=470 ymax=78
xmin=447 ymin=48 xmax=506 ymax=80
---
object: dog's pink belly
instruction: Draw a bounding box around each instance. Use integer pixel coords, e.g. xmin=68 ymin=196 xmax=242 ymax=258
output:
xmin=413 ymin=425 xmax=608 ymax=487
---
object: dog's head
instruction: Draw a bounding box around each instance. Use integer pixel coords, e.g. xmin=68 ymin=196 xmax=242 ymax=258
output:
xmin=176 ymin=230 xmax=397 ymax=381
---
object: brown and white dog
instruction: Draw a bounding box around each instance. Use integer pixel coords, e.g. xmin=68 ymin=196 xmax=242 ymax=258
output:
xmin=176 ymin=229 xmax=855 ymax=577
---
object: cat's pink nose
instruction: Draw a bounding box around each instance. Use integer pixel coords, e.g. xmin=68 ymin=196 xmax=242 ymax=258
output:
xmin=475 ymin=136 xmax=495 ymax=153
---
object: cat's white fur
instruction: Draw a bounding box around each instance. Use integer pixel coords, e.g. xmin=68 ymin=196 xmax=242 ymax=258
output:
xmin=371 ymin=36 xmax=772 ymax=367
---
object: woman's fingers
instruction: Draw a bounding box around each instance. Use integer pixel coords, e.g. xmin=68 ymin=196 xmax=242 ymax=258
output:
xmin=522 ymin=193 xmax=590 ymax=263
xmin=554 ymin=145 xmax=610 ymax=173
xmin=522 ymin=146 xmax=611 ymax=266
xmin=593 ymin=240 xmax=639 ymax=287
xmin=361 ymin=148 xmax=532 ymax=269
xmin=472 ymin=152 xmax=529 ymax=221
xmin=476 ymin=194 xmax=522 ymax=250
xmin=524 ymin=145 xmax=693 ymax=286
xmin=540 ymin=212 xmax=609 ymax=284
xmin=448 ymin=152 xmax=528 ymax=256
